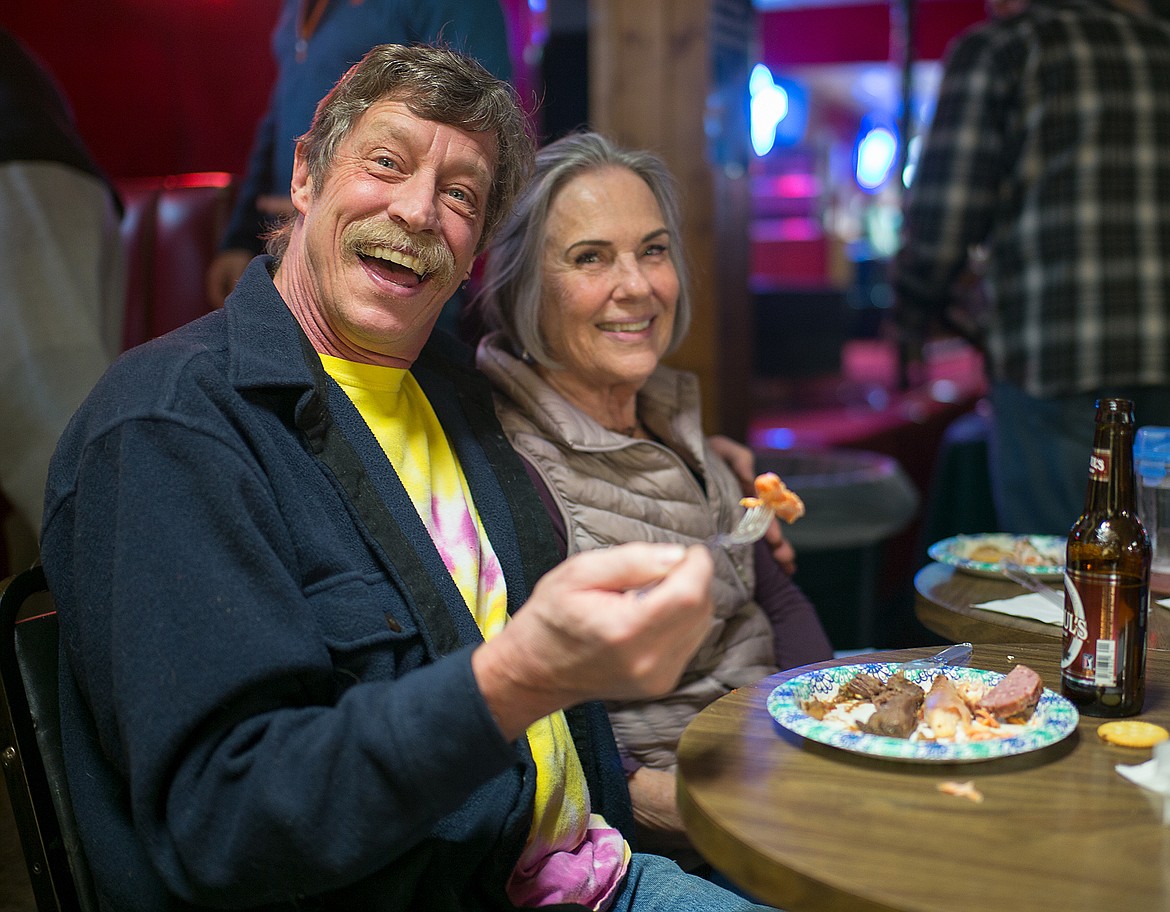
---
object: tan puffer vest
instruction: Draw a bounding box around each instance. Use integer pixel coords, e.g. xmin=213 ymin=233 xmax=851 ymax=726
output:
xmin=477 ymin=337 xmax=777 ymax=773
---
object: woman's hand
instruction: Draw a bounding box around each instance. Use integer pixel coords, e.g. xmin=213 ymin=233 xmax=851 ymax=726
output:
xmin=707 ymin=434 xmax=798 ymax=575
xmin=626 ymin=766 xmax=686 ymax=838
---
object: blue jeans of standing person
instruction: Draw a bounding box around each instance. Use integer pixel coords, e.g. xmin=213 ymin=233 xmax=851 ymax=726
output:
xmin=988 ymin=381 xmax=1170 ymax=535
xmin=612 ymin=853 xmax=779 ymax=911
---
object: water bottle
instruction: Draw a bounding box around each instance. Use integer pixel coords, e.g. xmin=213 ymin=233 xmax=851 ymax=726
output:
xmin=1135 ymin=426 xmax=1170 ymax=595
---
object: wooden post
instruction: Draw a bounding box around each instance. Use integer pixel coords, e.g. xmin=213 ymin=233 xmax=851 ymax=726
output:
xmin=589 ymin=0 xmax=755 ymax=439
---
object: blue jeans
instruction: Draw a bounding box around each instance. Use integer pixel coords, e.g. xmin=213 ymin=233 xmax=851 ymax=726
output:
xmin=988 ymin=382 xmax=1170 ymax=534
xmin=610 ymin=853 xmax=780 ymax=912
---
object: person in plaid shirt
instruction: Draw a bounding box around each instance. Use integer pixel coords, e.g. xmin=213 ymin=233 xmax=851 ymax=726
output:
xmin=892 ymin=0 xmax=1170 ymax=534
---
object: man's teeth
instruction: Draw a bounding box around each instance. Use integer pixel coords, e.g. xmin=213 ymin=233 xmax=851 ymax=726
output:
xmin=598 ymin=319 xmax=651 ymax=332
xmin=364 ymin=245 xmax=424 ymax=277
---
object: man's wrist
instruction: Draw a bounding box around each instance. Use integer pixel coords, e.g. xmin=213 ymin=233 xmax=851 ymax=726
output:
xmin=471 ymin=637 xmax=568 ymax=742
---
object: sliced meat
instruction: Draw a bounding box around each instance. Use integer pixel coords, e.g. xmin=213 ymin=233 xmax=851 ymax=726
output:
xmin=841 ymin=673 xmax=887 ymax=701
xmin=977 ymin=664 xmax=1044 ymax=721
xmin=859 ymin=688 xmax=924 ymax=739
xmin=884 ymin=672 xmax=923 ymax=696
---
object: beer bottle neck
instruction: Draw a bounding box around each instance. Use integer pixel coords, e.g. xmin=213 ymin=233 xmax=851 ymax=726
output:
xmin=1085 ymin=423 xmax=1137 ymax=514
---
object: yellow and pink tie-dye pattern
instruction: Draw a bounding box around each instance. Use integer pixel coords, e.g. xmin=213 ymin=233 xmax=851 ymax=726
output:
xmin=319 ymin=355 xmax=629 ymax=910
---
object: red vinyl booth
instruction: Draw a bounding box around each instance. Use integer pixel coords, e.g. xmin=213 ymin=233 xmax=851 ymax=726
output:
xmin=115 ymin=171 xmax=238 ymax=351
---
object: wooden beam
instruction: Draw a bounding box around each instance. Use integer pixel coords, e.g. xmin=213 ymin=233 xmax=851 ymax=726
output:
xmin=589 ymin=0 xmax=755 ymax=439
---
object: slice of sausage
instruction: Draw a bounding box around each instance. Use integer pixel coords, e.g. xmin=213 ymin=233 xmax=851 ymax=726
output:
xmin=976 ymin=664 xmax=1044 ymax=721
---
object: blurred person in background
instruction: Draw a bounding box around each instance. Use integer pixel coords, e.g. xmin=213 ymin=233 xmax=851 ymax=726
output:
xmin=893 ymin=0 xmax=1170 ymax=534
xmin=0 ymin=28 xmax=124 ymax=573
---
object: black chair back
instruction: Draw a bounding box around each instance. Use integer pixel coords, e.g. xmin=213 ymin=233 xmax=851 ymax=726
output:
xmin=0 ymin=566 xmax=98 ymax=912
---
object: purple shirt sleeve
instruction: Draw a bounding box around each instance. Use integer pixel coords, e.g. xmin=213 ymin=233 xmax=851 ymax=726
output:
xmin=520 ymin=457 xmax=568 ymax=558
xmin=752 ymin=539 xmax=833 ymax=669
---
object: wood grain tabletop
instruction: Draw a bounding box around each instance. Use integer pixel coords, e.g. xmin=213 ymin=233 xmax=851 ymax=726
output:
xmin=677 ymin=642 xmax=1170 ymax=912
xmin=914 ymin=561 xmax=1170 ymax=649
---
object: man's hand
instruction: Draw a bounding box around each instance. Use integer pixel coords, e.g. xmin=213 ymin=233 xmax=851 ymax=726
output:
xmin=708 ymin=434 xmax=798 ymax=575
xmin=205 ymin=249 xmax=254 ymax=308
xmin=472 ymin=543 xmax=714 ymax=741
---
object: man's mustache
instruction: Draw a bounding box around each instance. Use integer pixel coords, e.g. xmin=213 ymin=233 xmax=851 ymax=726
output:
xmin=341 ymin=219 xmax=457 ymax=286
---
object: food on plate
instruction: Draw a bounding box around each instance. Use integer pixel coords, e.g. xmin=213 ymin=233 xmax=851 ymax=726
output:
xmin=800 ymin=664 xmax=1048 ymax=744
xmin=976 ymin=664 xmax=1044 ymax=722
xmin=966 ymin=543 xmax=1012 ymax=563
xmin=953 ymin=535 xmax=1062 ymax=568
xmin=938 ymin=780 xmax=984 ymax=803
xmin=740 ymin=472 xmax=805 ymax=523
xmin=924 ymin=675 xmax=972 ymax=739
xmin=856 ymin=673 xmax=924 ymax=739
xmin=1096 ymin=720 xmax=1170 ymax=748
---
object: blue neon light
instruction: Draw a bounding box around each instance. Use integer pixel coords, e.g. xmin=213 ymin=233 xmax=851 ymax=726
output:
xmin=854 ymin=122 xmax=898 ymax=192
xmin=749 ymin=64 xmax=808 ymax=156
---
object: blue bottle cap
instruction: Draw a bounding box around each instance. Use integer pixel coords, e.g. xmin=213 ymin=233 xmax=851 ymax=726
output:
xmin=1135 ymin=426 xmax=1170 ymax=479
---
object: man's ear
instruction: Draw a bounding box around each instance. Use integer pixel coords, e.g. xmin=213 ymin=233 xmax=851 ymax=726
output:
xmin=291 ymin=144 xmax=313 ymax=215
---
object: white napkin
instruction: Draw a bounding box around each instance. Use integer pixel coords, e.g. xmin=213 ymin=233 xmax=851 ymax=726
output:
xmin=1157 ymin=597 xmax=1170 ymax=610
xmin=1117 ymin=742 xmax=1170 ymax=824
xmin=972 ymin=593 xmax=1064 ymax=626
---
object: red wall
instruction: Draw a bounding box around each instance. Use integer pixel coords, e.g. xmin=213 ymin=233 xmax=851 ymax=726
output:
xmin=1 ymin=1 xmax=986 ymax=182
xmin=760 ymin=0 xmax=986 ymax=66
xmin=0 ymin=0 xmax=281 ymax=180
xmin=0 ymin=0 xmax=539 ymax=182
xmin=916 ymin=0 xmax=988 ymax=59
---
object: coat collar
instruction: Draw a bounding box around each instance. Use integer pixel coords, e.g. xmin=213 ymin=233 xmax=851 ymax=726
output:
xmin=222 ymin=256 xmax=318 ymax=395
xmin=476 ymin=333 xmax=709 ymax=471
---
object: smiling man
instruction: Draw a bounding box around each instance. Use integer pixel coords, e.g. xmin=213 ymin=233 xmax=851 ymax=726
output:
xmin=272 ymin=94 xmax=491 ymax=364
xmin=40 ymin=44 xmax=778 ymax=912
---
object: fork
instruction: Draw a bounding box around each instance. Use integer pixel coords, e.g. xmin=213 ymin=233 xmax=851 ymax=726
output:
xmin=707 ymin=504 xmax=774 ymax=549
xmin=898 ymin=642 xmax=974 ymax=675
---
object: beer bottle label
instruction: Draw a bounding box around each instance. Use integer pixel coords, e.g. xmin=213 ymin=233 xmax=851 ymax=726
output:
xmin=1089 ymin=447 xmax=1111 ymax=480
xmin=1062 ymin=570 xmax=1142 ymax=689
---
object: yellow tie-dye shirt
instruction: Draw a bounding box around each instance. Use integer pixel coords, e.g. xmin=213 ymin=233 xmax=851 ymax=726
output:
xmin=320 ymin=355 xmax=629 ymax=910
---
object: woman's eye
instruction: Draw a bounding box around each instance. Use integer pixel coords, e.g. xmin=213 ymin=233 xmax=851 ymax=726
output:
xmin=644 ymin=243 xmax=669 ymax=257
xmin=446 ymin=187 xmax=468 ymax=202
xmin=375 ymin=156 xmax=400 ymax=170
xmin=574 ymin=251 xmax=601 ymax=265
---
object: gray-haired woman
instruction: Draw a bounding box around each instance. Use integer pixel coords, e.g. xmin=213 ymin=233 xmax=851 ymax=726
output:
xmin=472 ymin=131 xmax=832 ymax=867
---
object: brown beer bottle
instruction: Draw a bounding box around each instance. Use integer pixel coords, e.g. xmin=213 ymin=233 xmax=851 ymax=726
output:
xmin=1062 ymin=398 xmax=1151 ymax=716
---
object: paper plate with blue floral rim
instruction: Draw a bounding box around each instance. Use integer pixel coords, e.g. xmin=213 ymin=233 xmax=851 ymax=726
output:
xmin=766 ymin=663 xmax=1079 ymax=763
xmin=927 ymin=533 xmax=1065 ymax=580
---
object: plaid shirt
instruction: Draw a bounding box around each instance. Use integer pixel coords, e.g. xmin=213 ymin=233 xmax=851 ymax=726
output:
xmin=893 ymin=0 xmax=1170 ymax=398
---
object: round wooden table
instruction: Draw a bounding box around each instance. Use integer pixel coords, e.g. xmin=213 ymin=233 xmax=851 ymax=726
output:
xmin=914 ymin=561 xmax=1170 ymax=649
xmin=677 ymin=643 xmax=1170 ymax=912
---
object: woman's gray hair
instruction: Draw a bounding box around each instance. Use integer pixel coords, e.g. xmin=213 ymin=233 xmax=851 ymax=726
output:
xmin=472 ymin=131 xmax=692 ymax=367
xmin=266 ymin=43 xmax=534 ymax=263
